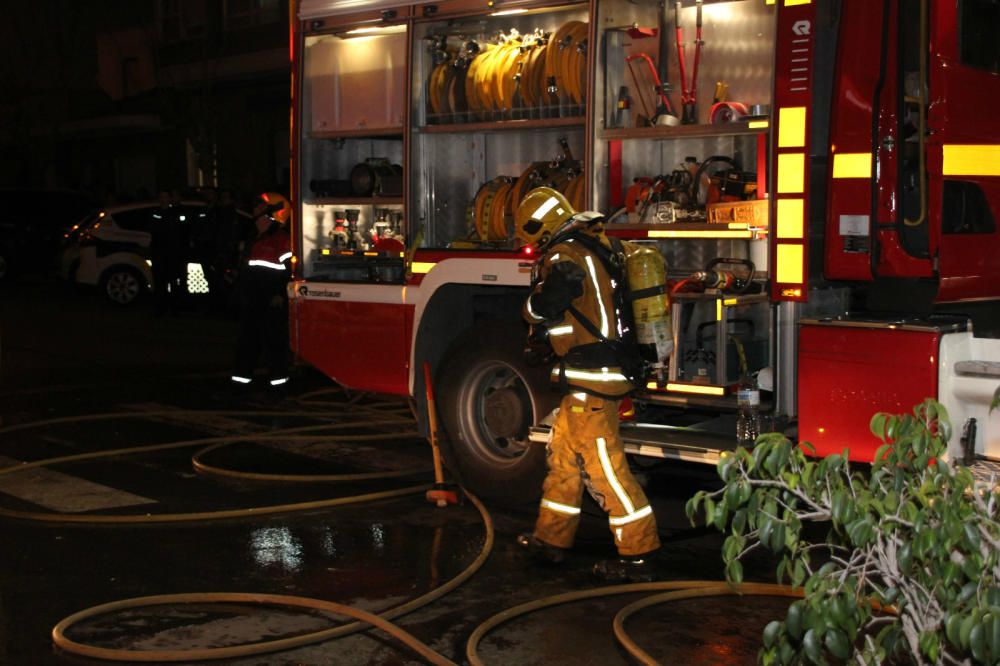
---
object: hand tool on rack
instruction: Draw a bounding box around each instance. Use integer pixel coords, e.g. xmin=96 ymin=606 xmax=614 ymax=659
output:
xmin=624 ymin=60 xmax=653 ymax=125
xmin=625 ymin=53 xmax=678 ymax=126
xmin=655 ymin=0 xmax=680 ymax=125
xmin=671 ymin=257 xmax=758 ymax=295
xmin=674 ymin=0 xmax=704 ymax=125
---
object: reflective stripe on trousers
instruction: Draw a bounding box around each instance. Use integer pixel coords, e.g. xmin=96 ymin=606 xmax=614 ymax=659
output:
xmin=533 ymin=392 xmax=660 ymax=556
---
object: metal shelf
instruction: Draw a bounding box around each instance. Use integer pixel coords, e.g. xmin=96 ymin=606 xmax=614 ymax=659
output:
xmin=606 ymin=222 xmax=767 ymax=240
xmin=308 ymin=128 xmax=404 ymax=140
xmin=305 ymin=197 xmax=404 ymax=206
xmin=600 ymin=120 xmax=768 ymax=141
xmin=420 ymin=116 xmax=585 ymax=134
xmin=670 ymin=292 xmax=769 ymax=305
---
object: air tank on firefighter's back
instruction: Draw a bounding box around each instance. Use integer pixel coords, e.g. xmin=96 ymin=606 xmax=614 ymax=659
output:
xmin=625 ymin=245 xmax=672 ymax=385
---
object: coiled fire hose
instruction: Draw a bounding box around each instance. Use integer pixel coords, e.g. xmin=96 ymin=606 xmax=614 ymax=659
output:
xmin=467 ymin=581 xmax=803 ymax=666
xmin=1 ymin=397 xmax=801 ymax=664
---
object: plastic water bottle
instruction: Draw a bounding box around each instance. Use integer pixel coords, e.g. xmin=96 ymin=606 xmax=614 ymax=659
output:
xmin=736 ymin=385 xmax=761 ymax=447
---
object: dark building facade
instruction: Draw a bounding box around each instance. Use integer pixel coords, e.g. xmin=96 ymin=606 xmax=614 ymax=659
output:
xmin=0 ymin=0 xmax=290 ymax=204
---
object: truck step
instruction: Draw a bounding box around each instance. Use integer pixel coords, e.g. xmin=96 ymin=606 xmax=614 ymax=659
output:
xmin=621 ymin=424 xmax=741 ymax=464
xmin=530 ymin=423 xmax=741 ymax=465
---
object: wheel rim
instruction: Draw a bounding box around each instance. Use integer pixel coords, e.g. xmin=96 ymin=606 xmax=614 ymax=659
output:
xmin=456 ymin=360 xmax=536 ymax=465
xmin=107 ymin=272 xmax=139 ymax=304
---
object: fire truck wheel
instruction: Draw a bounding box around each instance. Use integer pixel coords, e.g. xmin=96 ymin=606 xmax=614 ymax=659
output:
xmin=436 ymin=322 xmax=559 ymax=503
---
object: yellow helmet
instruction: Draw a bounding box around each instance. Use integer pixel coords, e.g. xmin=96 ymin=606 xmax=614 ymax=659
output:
xmin=514 ymin=187 xmax=574 ymax=248
xmin=259 ymin=192 xmax=291 ymax=225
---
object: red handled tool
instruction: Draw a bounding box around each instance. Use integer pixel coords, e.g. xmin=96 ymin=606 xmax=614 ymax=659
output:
xmin=675 ymin=0 xmax=704 ymax=124
xmin=625 ymin=53 xmax=676 ymax=123
xmin=423 ymin=361 xmax=460 ymax=507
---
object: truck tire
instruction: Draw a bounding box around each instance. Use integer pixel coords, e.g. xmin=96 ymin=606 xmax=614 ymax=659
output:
xmin=436 ymin=321 xmax=559 ymax=504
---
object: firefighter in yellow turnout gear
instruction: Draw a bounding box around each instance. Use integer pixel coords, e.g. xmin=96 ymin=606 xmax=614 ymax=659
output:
xmin=514 ymin=187 xmax=672 ymax=581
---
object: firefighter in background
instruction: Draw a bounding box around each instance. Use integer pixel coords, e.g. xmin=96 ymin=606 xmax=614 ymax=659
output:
xmin=514 ymin=187 xmax=672 ymax=582
xmin=231 ymin=192 xmax=293 ymax=391
xmin=150 ymin=190 xmax=184 ymax=314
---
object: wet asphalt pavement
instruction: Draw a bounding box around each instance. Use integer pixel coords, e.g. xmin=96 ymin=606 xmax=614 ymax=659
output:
xmin=0 ymin=279 xmax=789 ymax=665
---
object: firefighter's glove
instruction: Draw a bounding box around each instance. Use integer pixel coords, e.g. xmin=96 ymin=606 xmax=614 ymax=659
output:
xmin=524 ymin=324 xmax=555 ymax=366
xmin=530 ymin=262 xmax=585 ymax=320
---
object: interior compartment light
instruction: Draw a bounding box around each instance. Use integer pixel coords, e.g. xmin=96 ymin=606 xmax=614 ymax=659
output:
xmin=343 ymin=24 xmax=407 ymax=36
xmin=662 ymin=383 xmax=727 ymax=396
xmin=648 ymin=229 xmax=754 ymax=239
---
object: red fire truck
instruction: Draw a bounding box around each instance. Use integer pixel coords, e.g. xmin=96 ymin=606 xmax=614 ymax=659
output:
xmin=288 ymin=0 xmax=1000 ymax=500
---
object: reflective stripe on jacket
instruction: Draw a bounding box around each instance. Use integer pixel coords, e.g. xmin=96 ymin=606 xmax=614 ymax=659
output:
xmin=523 ymin=231 xmax=633 ymax=397
xmin=247 ymin=228 xmax=291 ymax=272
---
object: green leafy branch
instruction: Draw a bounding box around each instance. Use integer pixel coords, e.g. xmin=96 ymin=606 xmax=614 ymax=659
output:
xmin=686 ymin=400 xmax=1000 ymax=665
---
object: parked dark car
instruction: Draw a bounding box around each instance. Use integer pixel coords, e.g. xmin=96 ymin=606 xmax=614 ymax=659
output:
xmin=0 ymin=190 xmax=98 ymax=281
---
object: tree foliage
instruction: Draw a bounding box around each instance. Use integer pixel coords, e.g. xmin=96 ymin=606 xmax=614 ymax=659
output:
xmin=686 ymin=400 xmax=1000 ymax=665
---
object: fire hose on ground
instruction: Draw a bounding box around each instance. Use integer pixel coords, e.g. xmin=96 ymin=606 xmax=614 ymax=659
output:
xmin=0 ymin=395 xmax=802 ymax=664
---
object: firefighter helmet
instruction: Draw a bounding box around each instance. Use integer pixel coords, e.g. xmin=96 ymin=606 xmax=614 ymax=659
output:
xmin=259 ymin=192 xmax=292 ymax=225
xmin=514 ymin=187 xmax=574 ymax=248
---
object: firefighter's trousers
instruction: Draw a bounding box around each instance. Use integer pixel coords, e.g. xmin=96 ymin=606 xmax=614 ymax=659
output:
xmin=233 ymin=270 xmax=289 ymax=383
xmin=533 ymin=392 xmax=660 ymax=557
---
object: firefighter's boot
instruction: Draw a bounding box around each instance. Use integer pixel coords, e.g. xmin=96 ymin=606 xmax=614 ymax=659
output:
xmin=592 ymin=552 xmax=660 ymax=583
xmin=516 ymin=533 xmax=567 ymax=565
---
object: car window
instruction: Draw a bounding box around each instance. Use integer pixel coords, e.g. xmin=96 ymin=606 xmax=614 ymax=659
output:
xmin=111 ymin=207 xmax=155 ymax=232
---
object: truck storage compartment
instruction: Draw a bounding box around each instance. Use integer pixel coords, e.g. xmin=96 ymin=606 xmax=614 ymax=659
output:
xmin=409 ymin=2 xmax=590 ymax=253
xmin=797 ymin=316 xmax=968 ymax=460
